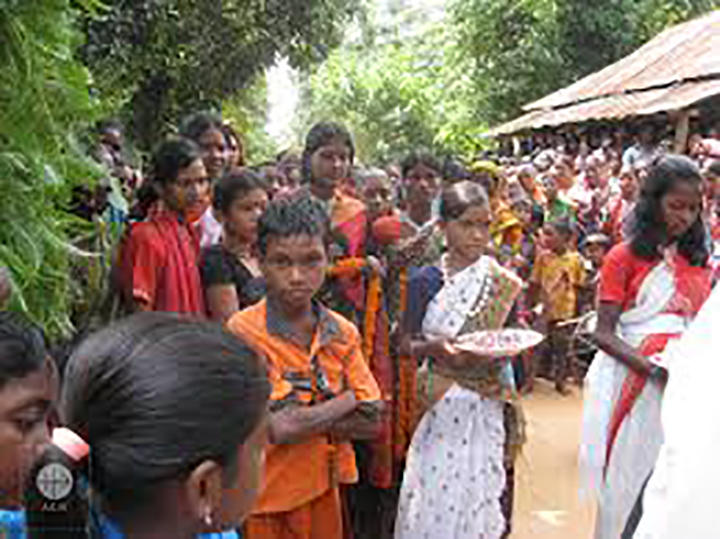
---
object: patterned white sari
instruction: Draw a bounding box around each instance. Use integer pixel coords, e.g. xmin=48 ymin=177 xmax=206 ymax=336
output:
xmin=395 ymin=255 xmax=521 ymax=539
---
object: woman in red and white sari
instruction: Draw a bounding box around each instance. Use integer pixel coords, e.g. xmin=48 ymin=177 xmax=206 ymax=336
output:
xmin=580 ymin=156 xmax=713 ymax=539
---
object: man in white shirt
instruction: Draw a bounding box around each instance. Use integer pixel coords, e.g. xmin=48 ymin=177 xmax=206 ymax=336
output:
xmin=623 ymin=126 xmax=660 ymax=169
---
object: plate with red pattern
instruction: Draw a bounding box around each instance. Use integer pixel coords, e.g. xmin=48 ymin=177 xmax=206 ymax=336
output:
xmin=454 ymin=329 xmax=545 ymax=358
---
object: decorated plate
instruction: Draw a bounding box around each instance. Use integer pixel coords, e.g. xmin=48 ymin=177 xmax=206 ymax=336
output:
xmin=454 ymin=329 xmax=545 ymax=358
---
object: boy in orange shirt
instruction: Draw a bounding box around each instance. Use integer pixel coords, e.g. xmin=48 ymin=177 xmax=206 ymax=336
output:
xmin=228 ymin=195 xmax=382 ymax=539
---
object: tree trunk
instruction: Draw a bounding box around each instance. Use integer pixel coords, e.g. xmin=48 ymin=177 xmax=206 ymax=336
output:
xmin=130 ymin=74 xmax=173 ymax=153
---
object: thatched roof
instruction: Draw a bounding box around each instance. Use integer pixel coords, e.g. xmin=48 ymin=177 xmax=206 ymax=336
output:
xmin=491 ymin=11 xmax=720 ymax=136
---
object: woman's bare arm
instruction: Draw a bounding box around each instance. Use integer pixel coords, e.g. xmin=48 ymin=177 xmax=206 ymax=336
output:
xmin=205 ymin=284 xmax=240 ymax=322
xmin=594 ymin=300 xmax=656 ymax=376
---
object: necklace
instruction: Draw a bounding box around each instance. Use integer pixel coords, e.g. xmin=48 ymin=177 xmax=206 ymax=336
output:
xmin=467 ymin=259 xmax=493 ymax=322
xmin=225 ymin=241 xmax=261 ymax=277
xmin=440 ymin=255 xmax=493 ymax=327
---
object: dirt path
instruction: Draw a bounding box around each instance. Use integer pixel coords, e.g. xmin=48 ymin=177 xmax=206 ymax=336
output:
xmin=512 ymin=381 xmax=595 ymax=538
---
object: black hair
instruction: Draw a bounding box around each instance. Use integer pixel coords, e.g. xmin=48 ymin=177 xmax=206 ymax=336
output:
xmin=179 ymin=111 xmax=225 ymax=143
xmin=213 ymin=170 xmax=266 ymax=214
xmin=301 ymin=122 xmax=355 ymax=183
xmin=26 ymin=313 xmax=270 ymax=536
xmin=546 ymin=219 xmax=574 ymax=240
xmin=257 ymin=194 xmax=330 ymax=257
xmin=442 ymin=158 xmax=471 ymax=182
xmin=276 ymin=149 xmax=299 ymax=164
xmin=151 ymin=137 xmax=201 ymax=186
xmin=440 ymin=180 xmax=489 ymax=222
xmin=131 ymin=138 xmax=201 ymax=219
xmin=0 ymin=311 xmax=48 ymax=389
xmin=584 ymin=233 xmax=612 ymax=251
xmin=630 ymin=155 xmax=708 ymax=266
xmin=96 ymin=119 xmax=123 ymax=136
xmin=401 ymin=150 xmax=441 ymax=179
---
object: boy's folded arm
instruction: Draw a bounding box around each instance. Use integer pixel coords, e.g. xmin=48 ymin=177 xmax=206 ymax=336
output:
xmin=268 ymin=391 xmax=357 ymax=445
xmin=328 ymin=400 xmax=385 ymax=441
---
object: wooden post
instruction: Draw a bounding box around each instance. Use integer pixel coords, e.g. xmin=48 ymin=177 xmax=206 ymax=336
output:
xmin=674 ymin=108 xmax=691 ymax=154
xmin=512 ymin=135 xmax=521 ymax=157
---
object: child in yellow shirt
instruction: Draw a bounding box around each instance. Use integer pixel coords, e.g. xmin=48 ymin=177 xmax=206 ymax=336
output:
xmin=530 ymin=220 xmax=586 ymax=394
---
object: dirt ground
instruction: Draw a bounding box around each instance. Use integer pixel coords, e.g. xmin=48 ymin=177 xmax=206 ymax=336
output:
xmin=512 ymin=381 xmax=595 ymax=538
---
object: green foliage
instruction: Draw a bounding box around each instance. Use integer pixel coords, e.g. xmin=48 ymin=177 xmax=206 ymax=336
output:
xmin=637 ymin=0 xmax=720 ymax=38
xmin=299 ymin=16 xmax=487 ymax=164
xmin=452 ymin=0 xmax=720 ymax=123
xmin=0 ymin=0 xmax=101 ymax=337
xmin=80 ymin=0 xmax=361 ymax=151
xmin=299 ymin=0 xmax=720 ymax=161
xmin=452 ymin=0 xmax=562 ymax=125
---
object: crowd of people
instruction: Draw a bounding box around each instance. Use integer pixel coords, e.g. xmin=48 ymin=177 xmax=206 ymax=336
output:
xmin=1 ymin=111 xmax=720 ymax=539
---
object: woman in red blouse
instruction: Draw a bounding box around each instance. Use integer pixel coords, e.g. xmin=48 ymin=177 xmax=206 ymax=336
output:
xmin=580 ymin=156 xmax=713 ymax=539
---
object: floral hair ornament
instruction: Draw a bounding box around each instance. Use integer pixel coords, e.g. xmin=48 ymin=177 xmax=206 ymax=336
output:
xmin=52 ymin=427 xmax=90 ymax=462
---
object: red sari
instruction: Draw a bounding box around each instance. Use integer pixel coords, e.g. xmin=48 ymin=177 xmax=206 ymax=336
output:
xmin=330 ymin=195 xmax=397 ymax=488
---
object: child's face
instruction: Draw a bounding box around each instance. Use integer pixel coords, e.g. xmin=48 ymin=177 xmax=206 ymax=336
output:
xmin=585 ymin=243 xmax=606 ymax=267
xmin=405 ymin=163 xmax=440 ymax=208
xmin=261 ymin=234 xmax=328 ymax=314
xmin=518 ymin=172 xmax=535 ymax=193
xmin=542 ymin=175 xmax=558 ymax=199
xmin=0 ymin=362 xmax=58 ymax=507
xmin=512 ymin=202 xmax=532 ymax=227
xmin=619 ymin=172 xmax=638 ymax=200
xmin=221 ymin=188 xmax=268 ymax=245
xmin=443 ymin=204 xmax=491 ymax=264
xmin=310 ymin=138 xmax=352 ymax=190
xmin=261 ymin=166 xmax=284 ymax=196
xmin=542 ymin=225 xmax=567 ymax=254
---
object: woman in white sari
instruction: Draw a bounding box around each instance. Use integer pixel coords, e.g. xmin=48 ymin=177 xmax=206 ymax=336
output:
xmin=580 ymin=156 xmax=712 ymax=539
xmin=395 ymin=181 xmax=524 ymax=539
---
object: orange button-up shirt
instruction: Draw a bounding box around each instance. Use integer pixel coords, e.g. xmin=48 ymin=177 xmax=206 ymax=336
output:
xmin=227 ymin=299 xmax=381 ymax=514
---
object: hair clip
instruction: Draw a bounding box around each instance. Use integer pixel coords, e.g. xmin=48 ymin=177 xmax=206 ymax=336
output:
xmin=52 ymin=427 xmax=90 ymax=462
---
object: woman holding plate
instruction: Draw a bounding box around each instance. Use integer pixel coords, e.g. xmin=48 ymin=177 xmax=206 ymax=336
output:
xmin=394 ymin=181 xmax=530 ymax=539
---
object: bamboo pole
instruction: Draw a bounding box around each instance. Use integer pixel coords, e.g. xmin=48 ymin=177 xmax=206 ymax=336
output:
xmin=674 ymin=108 xmax=691 ymax=154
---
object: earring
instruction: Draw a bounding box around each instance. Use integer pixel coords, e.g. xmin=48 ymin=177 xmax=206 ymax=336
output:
xmin=203 ymin=507 xmax=214 ymax=527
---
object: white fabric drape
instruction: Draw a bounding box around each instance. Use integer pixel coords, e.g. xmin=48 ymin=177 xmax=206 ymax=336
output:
xmin=635 ymin=286 xmax=720 ymax=539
